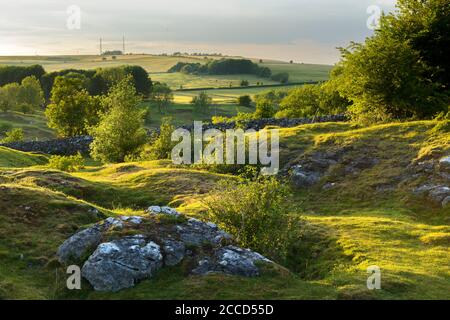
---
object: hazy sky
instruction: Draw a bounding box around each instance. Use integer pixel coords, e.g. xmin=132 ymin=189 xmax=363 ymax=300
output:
xmin=0 ymin=0 xmax=397 ymax=64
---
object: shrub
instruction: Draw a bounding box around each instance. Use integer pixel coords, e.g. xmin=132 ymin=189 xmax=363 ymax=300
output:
xmin=1 ymin=128 xmax=24 ymax=143
xmin=139 ymin=117 xmax=176 ymax=160
xmin=48 ymin=153 xmax=84 ymax=172
xmin=271 ymin=72 xmax=289 ymax=84
xmin=191 ymin=92 xmax=212 ymax=114
xmin=237 ymin=95 xmax=252 ymax=107
xmin=204 ymin=178 xmax=297 ymax=261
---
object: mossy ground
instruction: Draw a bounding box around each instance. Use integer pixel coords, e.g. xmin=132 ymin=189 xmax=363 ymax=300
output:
xmin=0 ymin=120 xmax=449 ymax=299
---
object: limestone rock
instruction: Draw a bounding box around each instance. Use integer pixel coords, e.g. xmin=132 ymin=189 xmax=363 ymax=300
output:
xmin=162 ymin=239 xmax=185 ymax=266
xmin=176 ymin=218 xmax=232 ymax=246
xmin=57 ymin=225 xmax=103 ymax=264
xmin=81 ymin=236 xmax=163 ymax=292
xmin=290 ymin=165 xmax=320 ymax=188
xmin=192 ymin=246 xmax=272 ymax=277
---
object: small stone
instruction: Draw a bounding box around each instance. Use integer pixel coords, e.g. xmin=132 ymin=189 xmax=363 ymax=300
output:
xmin=147 ymin=206 xmax=161 ymax=214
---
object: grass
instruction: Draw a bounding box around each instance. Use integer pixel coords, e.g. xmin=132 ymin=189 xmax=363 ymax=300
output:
xmin=173 ymin=86 xmax=302 ymax=104
xmin=0 ymin=146 xmax=48 ymax=168
xmin=0 ymin=111 xmax=55 ymax=140
xmin=0 ymin=120 xmax=449 ymax=299
xmin=144 ymin=102 xmax=254 ymax=127
xmin=0 ymin=54 xmax=211 ymax=73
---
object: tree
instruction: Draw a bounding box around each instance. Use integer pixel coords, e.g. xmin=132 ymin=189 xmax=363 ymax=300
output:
xmin=0 ymin=65 xmax=45 ymax=87
xmin=254 ymin=98 xmax=275 ymax=118
xmin=17 ymin=76 xmax=44 ymax=113
xmin=191 ymin=92 xmax=212 ymax=114
xmin=271 ymin=72 xmax=289 ymax=84
xmin=237 ymin=95 xmax=252 ymax=107
xmin=275 ymin=84 xmax=349 ymax=118
xmin=89 ymin=77 xmax=147 ymax=163
xmin=0 ymin=83 xmax=20 ymax=112
xmin=240 ymin=80 xmax=249 ymax=87
xmin=150 ymin=82 xmax=173 ymax=113
xmin=330 ymin=0 xmax=449 ymax=124
xmin=45 ymin=76 xmax=100 ymax=137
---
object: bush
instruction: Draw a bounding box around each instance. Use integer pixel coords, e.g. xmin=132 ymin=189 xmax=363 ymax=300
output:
xmin=237 ymin=95 xmax=252 ymax=107
xmin=275 ymin=84 xmax=349 ymax=118
xmin=1 ymin=128 xmax=24 ymax=143
xmin=271 ymin=72 xmax=289 ymax=84
xmin=48 ymin=153 xmax=84 ymax=172
xmin=191 ymin=92 xmax=212 ymax=114
xmin=139 ymin=117 xmax=176 ymax=160
xmin=204 ymin=178 xmax=297 ymax=261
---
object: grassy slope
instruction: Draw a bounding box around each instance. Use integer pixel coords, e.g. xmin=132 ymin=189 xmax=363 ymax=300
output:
xmin=0 ymin=120 xmax=449 ymax=299
xmin=0 ymin=111 xmax=55 ymax=140
xmin=0 ymin=146 xmax=48 ymax=168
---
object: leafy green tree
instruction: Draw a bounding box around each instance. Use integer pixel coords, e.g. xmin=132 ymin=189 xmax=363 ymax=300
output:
xmin=271 ymin=72 xmax=289 ymax=84
xmin=275 ymin=84 xmax=349 ymax=118
xmin=237 ymin=95 xmax=252 ymax=107
xmin=330 ymin=0 xmax=449 ymax=124
xmin=0 ymin=65 xmax=45 ymax=87
xmin=0 ymin=83 xmax=20 ymax=112
xmin=150 ymin=82 xmax=173 ymax=113
xmin=191 ymin=91 xmax=212 ymax=114
xmin=254 ymin=97 xmax=275 ymax=118
xmin=89 ymin=77 xmax=147 ymax=163
xmin=17 ymin=76 xmax=45 ymax=113
xmin=1 ymin=128 xmax=24 ymax=143
xmin=45 ymin=76 xmax=100 ymax=137
xmin=240 ymin=80 xmax=249 ymax=87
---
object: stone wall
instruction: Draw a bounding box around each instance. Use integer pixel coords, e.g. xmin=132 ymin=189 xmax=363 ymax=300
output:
xmin=0 ymin=115 xmax=347 ymax=155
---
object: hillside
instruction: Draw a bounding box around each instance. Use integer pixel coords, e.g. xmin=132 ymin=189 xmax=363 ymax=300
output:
xmin=0 ymin=120 xmax=448 ymax=299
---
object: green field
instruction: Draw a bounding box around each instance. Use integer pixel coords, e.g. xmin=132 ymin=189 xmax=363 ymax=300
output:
xmin=173 ymin=86 xmax=301 ymax=104
xmin=0 ymin=54 xmax=332 ymax=90
xmin=0 ymin=54 xmax=211 ymax=73
xmin=143 ymin=102 xmax=254 ymax=127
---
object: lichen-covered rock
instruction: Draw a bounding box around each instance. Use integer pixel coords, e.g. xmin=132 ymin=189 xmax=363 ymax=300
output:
xmin=146 ymin=205 xmax=181 ymax=217
xmin=290 ymin=165 xmax=321 ymax=188
xmin=58 ymin=207 xmax=274 ymax=292
xmin=428 ymin=186 xmax=450 ymax=203
xmin=176 ymin=218 xmax=232 ymax=246
xmin=162 ymin=239 xmax=185 ymax=266
xmin=57 ymin=225 xmax=103 ymax=264
xmin=81 ymin=236 xmax=163 ymax=292
xmin=192 ymin=246 xmax=272 ymax=277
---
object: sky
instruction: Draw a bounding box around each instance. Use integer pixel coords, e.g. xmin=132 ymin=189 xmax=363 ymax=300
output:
xmin=0 ymin=0 xmax=397 ymax=64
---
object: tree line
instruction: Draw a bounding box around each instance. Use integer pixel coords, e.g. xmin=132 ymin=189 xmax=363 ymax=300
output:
xmin=168 ymin=58 xmax=272 ymax=78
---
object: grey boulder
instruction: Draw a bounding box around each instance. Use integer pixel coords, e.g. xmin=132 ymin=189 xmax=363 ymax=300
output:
xmin=192 ymin=246 xmax=272 ymax=277
xmin=57 ymin=225 xmax=103 ymax=264
xmin=162 ymin=239 xmax=186 ymax=266
xmin=81 ymin=235 xmax=163 ymax=292
xmin=176 ymin=218 xmax=232 ymax=246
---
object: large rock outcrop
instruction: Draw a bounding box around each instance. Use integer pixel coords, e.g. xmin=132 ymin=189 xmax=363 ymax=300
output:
xmin=57 ymin=206 xmax=273 ymax=292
